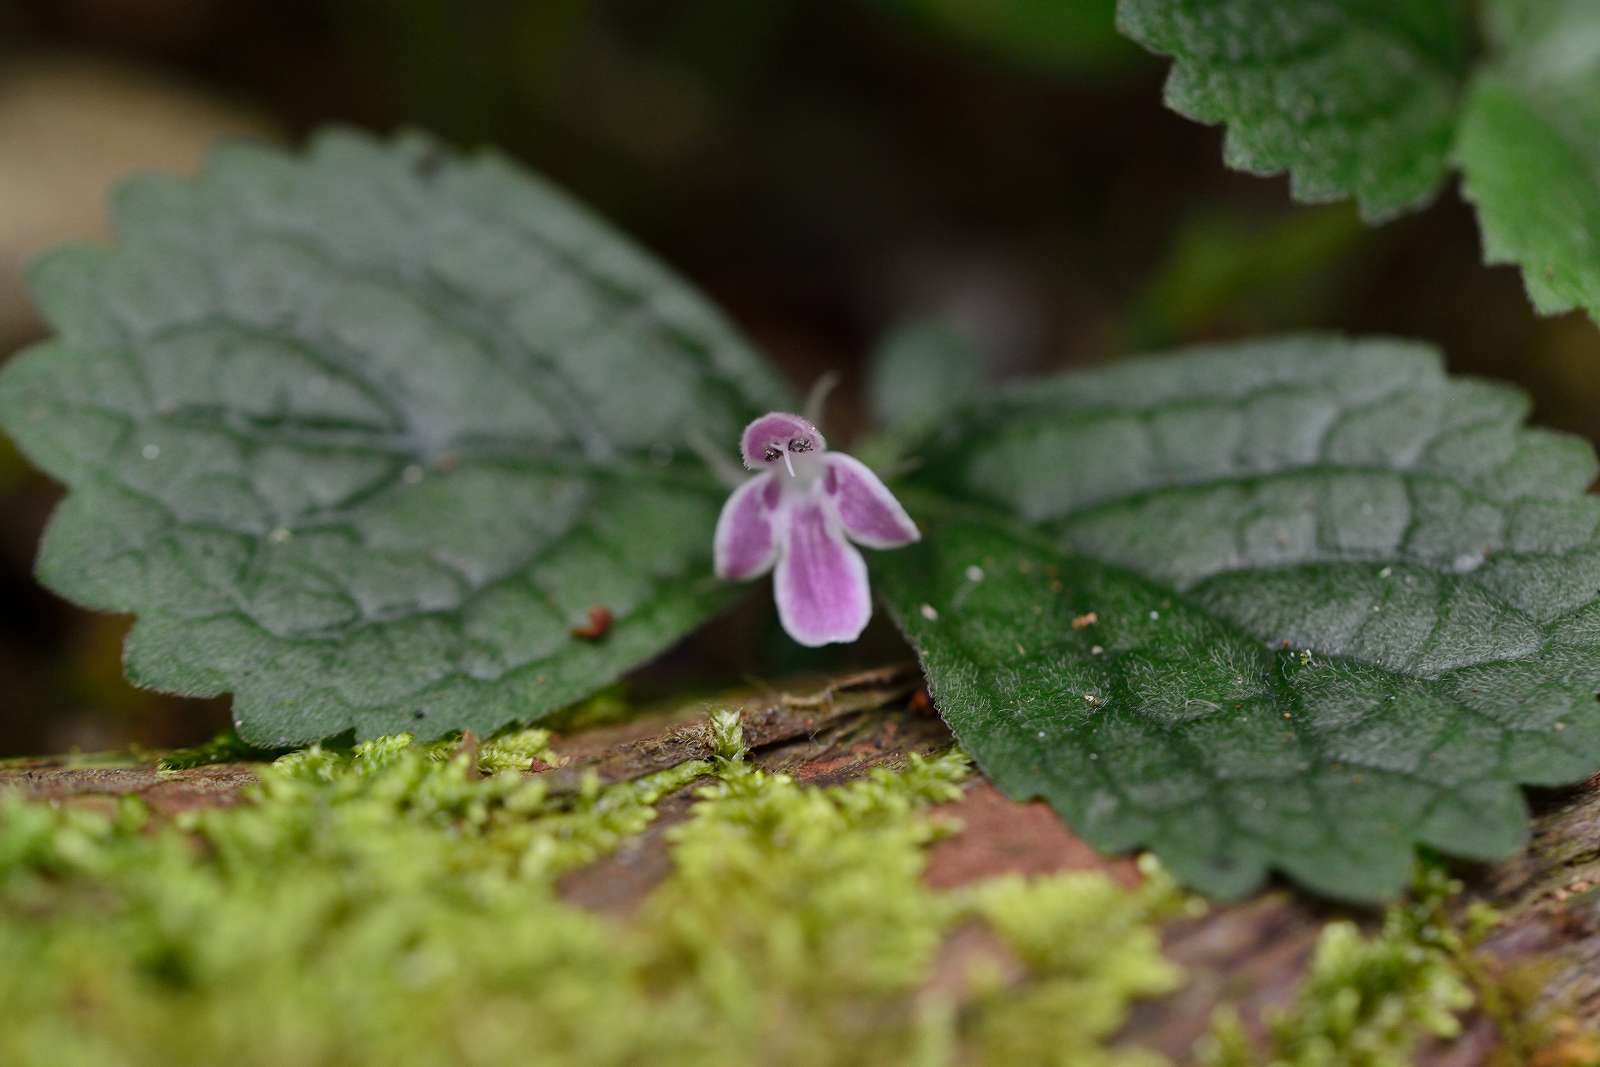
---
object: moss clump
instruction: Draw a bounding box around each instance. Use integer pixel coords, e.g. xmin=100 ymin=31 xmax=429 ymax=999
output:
xmin=1201 ymin=865 xmax=1490 ymax=1067
xmin=961 ymin=855 xmax=1191 ymax=1067
xmin=640 ymin=751 xmax=968 ymax=1063
xmin=0 ymin=715 xmax=1187 ymax=1067
xmin=159 ymin=724 xmax=562 ymax=775
xmin=156 ymin=728 xmax=282 ymax=771
xmin=6 ymin=709 xmax=1521 ymax=1067
xmin=2 ymin=730 xmax=712 ymax=1067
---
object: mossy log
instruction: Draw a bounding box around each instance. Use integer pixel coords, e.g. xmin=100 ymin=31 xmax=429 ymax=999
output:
xmin=4 ymin=664 xmax=1597 ymax=1065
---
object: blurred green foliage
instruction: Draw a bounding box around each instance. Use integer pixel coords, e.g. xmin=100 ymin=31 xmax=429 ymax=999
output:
xmin=1201 ymin=866 xmax=1492 ymax=1067
xmin=871 ymin=0 xmax=1136 ymax=73
xmin=0 ymin=0 xmax=1596 ymax=756
xmin=1124 ymin=204 xmax=1370 ymax=349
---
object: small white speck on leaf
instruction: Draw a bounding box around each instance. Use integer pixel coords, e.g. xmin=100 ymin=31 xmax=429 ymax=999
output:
xmin=141 ymin=444 xmax=160 ymax=460
xmin=965 ymin=564 xmax=985 ymax=583
xmin=1090 ymin=644 xmax=1104 ymax=656
xmin=1379 ymin=566 xmax=1393 ymax=578
xmin=1148 ymin=610 xmax=1160 ymax=621
xmin=920 ymin=603 xmax=939 ymax=621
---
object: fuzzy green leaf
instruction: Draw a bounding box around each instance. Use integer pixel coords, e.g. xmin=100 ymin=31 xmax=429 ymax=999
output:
xmin=1456 ymin=0 xmax=1600 ymax=323
xmin=868 ymin=319 xmax=985 ymax=431
xmin=1116 ymin=0 xmax=1469 ymax=222
xmin=879 ymin=335 xmax=1600 ymax=901
xmin=0 ymin=130 xmax=787 ymax=746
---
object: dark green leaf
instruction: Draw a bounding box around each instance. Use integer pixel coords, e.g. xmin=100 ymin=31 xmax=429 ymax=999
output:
xmin=879 ymin=335 xmax=1600 ymax=900
xmin=1116 ymin=0 xmax=1470 ymax=222
xmin=0 ymin=130 xmax=787 ymax=746
xmin=1456 ymin=0 xmax=1600 ymax=324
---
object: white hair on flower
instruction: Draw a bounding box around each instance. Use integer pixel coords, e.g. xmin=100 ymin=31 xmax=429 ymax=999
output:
xmin=713 ymin=409 xmax=919 ymax=646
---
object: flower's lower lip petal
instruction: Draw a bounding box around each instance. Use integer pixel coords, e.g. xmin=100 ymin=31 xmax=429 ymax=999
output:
xmin=774 ymin=503 xmax=871 ymax=647
xmin=714 ymin=472 xmax=779 ymax=580
xmin=822 ymin=453 xmax=920 ymax=548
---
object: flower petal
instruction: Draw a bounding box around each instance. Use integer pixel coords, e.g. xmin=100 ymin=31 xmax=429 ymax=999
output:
xmin=775 ymin=502 xmax=871 ymax=646
xmin=822 ymin=453 xmax=920 ymax=549
xmin=714 ymin=472 xmax=782 ymax=580
xmin=740 ymin=412 xmax=826 ymax=469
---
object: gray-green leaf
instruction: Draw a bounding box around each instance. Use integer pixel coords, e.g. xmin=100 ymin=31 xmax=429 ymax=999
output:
xmin=1456 ymin=0 xmax=1600 ymax=322
xmin=867 ymin=319 xmax=986 ymax=432
xmin=1116 ymin=0 xmax=1470 ymax=222
xmin=879 ymin=335 xmax=1600 ymax=901
xmin=0 ymin=130 xmax=788 ymax=746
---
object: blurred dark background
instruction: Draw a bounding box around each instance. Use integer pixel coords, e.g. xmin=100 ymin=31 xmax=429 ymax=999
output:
xmin=2 ymin=0 xmax=1596 ymax=756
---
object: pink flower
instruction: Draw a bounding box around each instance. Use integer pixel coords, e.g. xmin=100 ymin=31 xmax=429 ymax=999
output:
xmin=714 ymin=412 xmax=920 ymax=646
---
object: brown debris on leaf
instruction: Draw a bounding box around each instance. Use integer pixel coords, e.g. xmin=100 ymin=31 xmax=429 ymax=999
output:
xmin=570 ymin=606 xmax=614 ymax=641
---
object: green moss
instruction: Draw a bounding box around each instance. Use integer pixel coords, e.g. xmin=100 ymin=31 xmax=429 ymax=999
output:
xmin=706 ymin=706 xmax=746 ymax=762
xmin=157 ymin=728 xmax=283 ymax=771
xmin=459 ymin=727 xmax=563 ymax=773
xmin=3 ymin=730 xmax=706 ymax=1067
xmin=5 ymin=712 xmax=1527 ymax=1067
xmin=538 ymin=683 xmax=635 ymax=733
xmin=961 ymin=855 xmax=1191 ymax=1067
xmin=1200 ymin=865 xmax=1488 ymax=1067
xmin=160 ymin=724 xmax=562 ymax=775
xmin=640 ymin=752 xmax=969 ymax=1063
xmin=1 ymin=714 xmax=1199 ymax=1066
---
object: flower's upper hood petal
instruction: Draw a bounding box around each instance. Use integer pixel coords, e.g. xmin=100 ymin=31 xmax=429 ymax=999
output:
xmin=740 ymin=412 xmax=825 ymax=470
